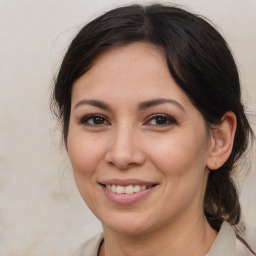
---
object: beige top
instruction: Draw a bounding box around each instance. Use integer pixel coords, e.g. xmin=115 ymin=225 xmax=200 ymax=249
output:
xmin=73 ymin=222 xmax=254 ymax=256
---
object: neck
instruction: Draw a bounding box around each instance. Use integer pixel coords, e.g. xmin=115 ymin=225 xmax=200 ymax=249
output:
xmin=99 ymin=215 xmax=217 ymax=256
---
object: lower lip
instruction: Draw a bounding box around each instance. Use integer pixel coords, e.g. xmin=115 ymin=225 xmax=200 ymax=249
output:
xmin=102 ymin=185 xmax=157 ymax=205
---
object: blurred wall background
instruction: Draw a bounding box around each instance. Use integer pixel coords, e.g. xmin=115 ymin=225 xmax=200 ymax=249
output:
xmin=0 ymin=0 xmax=255 ymax=255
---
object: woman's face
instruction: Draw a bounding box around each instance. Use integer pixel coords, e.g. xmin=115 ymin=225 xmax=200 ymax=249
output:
xmin=67 ymin=43 xmax=211 ymax=235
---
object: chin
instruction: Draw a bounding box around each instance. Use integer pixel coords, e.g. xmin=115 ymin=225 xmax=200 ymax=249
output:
xmin=101 ymin=212 xmax=159 ymax=236
xmin=107 ymin=224 xmax=151 ymax=235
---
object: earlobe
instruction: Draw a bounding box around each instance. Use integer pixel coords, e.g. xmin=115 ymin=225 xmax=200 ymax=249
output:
xmin=206 ymin=112 xmax=237 ymax=170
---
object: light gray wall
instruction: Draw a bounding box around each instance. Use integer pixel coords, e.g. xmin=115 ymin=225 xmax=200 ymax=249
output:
xmin=0 ymin=0 xmax=255 ymax=255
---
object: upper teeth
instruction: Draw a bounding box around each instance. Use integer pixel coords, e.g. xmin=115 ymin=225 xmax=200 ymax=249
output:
xmin=106 ymin=184 xmax=147 ymax=194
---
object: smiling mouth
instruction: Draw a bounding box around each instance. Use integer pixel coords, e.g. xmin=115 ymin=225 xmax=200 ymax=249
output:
xmin=101 ymin=184 xmax=157 ymax=194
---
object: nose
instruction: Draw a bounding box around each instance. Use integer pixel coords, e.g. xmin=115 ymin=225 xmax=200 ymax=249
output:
xmin=104 ymin=125 xmax=146 ymax=170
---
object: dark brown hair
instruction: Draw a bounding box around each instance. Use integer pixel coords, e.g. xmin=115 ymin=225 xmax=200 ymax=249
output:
xmin=51 ymin=3 xmax=254 ymax=249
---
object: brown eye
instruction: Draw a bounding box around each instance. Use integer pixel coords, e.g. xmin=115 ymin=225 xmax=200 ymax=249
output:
xmin=145 ymin=114 xmax=177 ymax=126
xmin=81 ymin=114 xmax=110 ymax=126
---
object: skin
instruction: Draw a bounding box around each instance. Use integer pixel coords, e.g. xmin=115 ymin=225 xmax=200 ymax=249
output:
xmin=67 ymin=43 xmax=236 ymax=256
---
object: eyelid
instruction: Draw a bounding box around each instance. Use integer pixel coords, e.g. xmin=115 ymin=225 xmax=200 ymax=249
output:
xmin=143 ymin=113 xmax=178 ymax=126
xmin=80 ymin=113 xmax=110 ymax=126
xmin=78 ymin=113 xmax=177 ymax=127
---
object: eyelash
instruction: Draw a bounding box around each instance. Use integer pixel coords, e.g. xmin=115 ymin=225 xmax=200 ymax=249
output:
xmin=144 ymin=114 xmax=178 ymax=127
xmin=80 ymin=114 xmax=177 ymax=127
xmin=80 ymin=114 xmax=110 ymax=126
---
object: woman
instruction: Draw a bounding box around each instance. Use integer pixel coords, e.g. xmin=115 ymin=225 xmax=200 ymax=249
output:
xmin=51 ymin=4 xmax=255 ymax=256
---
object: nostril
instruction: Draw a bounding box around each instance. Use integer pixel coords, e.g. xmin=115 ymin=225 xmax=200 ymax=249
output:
xmin=104 ymin=141 xmax=146 ymax=170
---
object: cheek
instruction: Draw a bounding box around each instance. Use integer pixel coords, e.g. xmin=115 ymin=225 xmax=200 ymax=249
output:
xmin=149 ymin=133 xmax=208 ymax=215
xmin=66 ymin=130 xmax=107 ymax=207
xmin=67 ymin=130 xmax=104 ymax=177
xmin=146 ymin=129 xmax=208 ymax=182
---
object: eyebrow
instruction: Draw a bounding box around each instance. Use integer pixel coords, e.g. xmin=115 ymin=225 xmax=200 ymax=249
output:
xmin=74 ymin=99 xmax=112 ymax=110
xmin=138 ymin=98 xmax=185 ymax=112
xmin=74 ymin=98 xmax=185 ymax=112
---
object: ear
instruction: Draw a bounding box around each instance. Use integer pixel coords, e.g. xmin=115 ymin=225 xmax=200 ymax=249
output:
xmin=206 ymin=111 xmax=237 ymax=170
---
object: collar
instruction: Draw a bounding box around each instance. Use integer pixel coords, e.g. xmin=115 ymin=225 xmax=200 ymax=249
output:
xmin=206 ymin=221 xmax=236 ymax=256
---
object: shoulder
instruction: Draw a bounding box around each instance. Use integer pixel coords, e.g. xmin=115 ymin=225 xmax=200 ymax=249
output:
xmin=207 ymin=221 xmax=254 ymax=256
xmin=73 ymin=233 xmax=104 ymax=256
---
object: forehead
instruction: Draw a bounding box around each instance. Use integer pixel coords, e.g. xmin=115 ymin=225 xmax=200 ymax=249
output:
xmin=87 ymin=43 xmax=167 ymax=87
xmin=71 ymin=43 xmax=190 ymax=105
xmin=92 ymin=42 xmax=166 ymax=69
